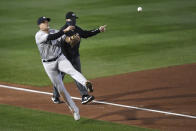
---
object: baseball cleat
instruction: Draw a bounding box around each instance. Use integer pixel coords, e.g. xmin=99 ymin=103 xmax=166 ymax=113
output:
xmin=81 ymin=95 xmax=95 ymax=104
xmin=51 ymin=96 xmax=61 ymax=104
xmin=85 ymin=81 xmax=93 ymax=92
xmin=73 ymin=112 xmax=80 ymax=121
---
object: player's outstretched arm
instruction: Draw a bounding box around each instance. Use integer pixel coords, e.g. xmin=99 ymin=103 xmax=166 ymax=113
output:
xmin=79 ymin=25 xmax=106 ymax=38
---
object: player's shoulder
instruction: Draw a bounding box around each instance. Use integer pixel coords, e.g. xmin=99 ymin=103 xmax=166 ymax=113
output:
xmin=74 ymin=26 xmax=83 ymax=33
xmin=76 ymin=25 xmax=82 ymax=30
xmin=35 ymin=30 xmax=46 ymax=37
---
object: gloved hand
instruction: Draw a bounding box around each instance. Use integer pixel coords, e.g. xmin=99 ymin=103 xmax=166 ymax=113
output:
xmin=65 ymin=33 xmax=80 ymax=47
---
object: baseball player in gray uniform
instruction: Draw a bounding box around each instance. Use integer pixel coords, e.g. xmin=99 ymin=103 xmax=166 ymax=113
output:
xmin=35 ymin=16 xmax=93 ymax=121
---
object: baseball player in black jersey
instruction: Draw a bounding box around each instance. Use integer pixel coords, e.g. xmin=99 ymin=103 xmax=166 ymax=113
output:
xmin=51 ymin=12 xmax=106 ymax=104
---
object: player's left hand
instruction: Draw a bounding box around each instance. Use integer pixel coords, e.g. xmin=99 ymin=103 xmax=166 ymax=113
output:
xmin=65 ymin=33 xmax=80 ymax=47
xmin=99 ymin=25 xmax=107 ymax=32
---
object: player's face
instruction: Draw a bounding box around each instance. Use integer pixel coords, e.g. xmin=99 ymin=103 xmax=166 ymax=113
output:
xmin=39 ymin=21 xmax=49 ymax=31
xmin=66 ymin=18 xmax=76 ymax=26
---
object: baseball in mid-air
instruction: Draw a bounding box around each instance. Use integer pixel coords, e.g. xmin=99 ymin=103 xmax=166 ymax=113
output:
xmin=137 ymin=7 xmax=142 ymax=12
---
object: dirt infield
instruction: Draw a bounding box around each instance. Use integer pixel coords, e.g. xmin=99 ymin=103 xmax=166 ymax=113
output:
xmin=0 ymin=63 xmax=196 ymax=131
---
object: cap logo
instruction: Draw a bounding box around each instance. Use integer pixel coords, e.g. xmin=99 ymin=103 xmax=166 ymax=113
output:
xmin=72 ymin=14 xmax=76 ymax=16
xmin=43 ymin=16 xmax=46 ymax=18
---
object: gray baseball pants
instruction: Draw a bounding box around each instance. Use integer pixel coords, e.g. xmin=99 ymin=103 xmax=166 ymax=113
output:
xmin=42 ymin=54 xmax=88 ymax=113
xmin=53 ymin=56 xmax=88 ymax=98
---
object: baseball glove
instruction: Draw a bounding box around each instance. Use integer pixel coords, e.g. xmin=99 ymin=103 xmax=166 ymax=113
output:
xmin=65 ymin=33 xmax=80 ymax=47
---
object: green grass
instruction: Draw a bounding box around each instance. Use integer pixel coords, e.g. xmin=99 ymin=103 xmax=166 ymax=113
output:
xmin=0 ymin=104 xmax=157 ymax=131
xmin=0 ymin=0 xmax=196 ymax=86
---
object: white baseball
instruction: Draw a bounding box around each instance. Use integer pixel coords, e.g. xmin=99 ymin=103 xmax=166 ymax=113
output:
xmin=137 ymin=7 xmax=142 ymax=12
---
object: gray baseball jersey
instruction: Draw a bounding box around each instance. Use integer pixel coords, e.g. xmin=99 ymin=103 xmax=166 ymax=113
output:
xmin=35 ymin=29 xmax=65 ymax=60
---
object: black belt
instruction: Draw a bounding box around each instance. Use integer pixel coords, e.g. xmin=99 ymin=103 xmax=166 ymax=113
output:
xmin=42 ymin=53 xmax=62 ymax=62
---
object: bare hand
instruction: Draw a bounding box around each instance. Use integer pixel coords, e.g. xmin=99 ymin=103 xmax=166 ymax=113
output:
xmin=99 ymin=25 xmax=107 ymax=32
xmin=63 ymin=26 xmax=75 ymax=33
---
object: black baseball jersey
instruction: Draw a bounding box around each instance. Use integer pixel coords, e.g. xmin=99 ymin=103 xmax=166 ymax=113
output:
xmin=60 ymin=24 xmax=100 ymax=61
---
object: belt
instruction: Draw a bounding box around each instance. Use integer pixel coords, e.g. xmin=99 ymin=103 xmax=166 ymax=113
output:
xmin=42 ymin=53 xmax=62 ymax=62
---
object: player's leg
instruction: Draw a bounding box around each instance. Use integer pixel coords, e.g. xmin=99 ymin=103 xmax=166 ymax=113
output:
xmin=58 ymin=55 xmax=93 ymax=92
xmin=42 ymin=61 xmax=80 ymax=120
xmin=72 ymin=56 xmax=94 ymax=104
xmin=72 ymin=57 xmax=88 ymax=96
xmin=52 ymin=72 xmax=65 ymax=104
xmin=55 ymin=73 xmax=80 ymax=120
xmin=52 ymin=86 xmax=61 ymax=103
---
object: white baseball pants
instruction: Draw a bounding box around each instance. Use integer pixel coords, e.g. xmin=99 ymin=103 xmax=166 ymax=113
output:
xmin=42 ymin=54 xmax=88 ymax=113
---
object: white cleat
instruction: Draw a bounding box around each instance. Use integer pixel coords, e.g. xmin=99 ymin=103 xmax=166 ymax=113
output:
xmin=73 ymin=112 xmax=80 ymax=121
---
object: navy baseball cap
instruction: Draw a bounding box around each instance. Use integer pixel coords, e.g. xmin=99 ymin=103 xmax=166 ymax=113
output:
xmin=37 ymin=16 xmax=51 ymax=25
xmin=65 ymin=12 xmax=78 ymax=19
